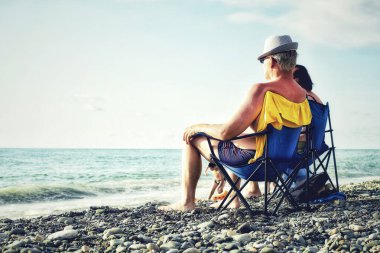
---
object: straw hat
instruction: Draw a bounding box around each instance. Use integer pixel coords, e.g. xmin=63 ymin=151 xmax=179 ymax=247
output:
xmin=258 ymin=35 xmax=298 ymax=61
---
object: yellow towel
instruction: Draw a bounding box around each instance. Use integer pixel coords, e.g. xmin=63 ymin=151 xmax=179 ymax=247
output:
xmin=248 ymin=91 xmax=312 ymax=164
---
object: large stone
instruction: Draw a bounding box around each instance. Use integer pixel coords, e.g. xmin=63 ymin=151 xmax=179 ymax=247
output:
xmin=0 ymin=233 xmax=9 ymax=242
xmin=253 ymin=239 xmax=266 ymax=249
xmin=9 ymin=228 xmax=26 ymax=236
xmin=223 ymin=242 xmax=239 ymax=250
xmin=260 ymin=246 xmax=275 ymax=253
xmin=197 ymin=221 xmax=214 ymax=229
xmin=237 ymin=222 xmax=252 ymax=233
xmin=180 ymin=242 xmax=194 ymax=250
xmin=328 ymin=228 xmax=340 ymax=236
xmin=81 ymin=245 xmax=90 ymax=252
xmin=183 ymin=248 xmax=200 ymax=253
xmin=160 ymin=241 xmax=181 ymax=250
xmin=129 ymin=244 xmax=146 ymax=250
xmin=110 ymin=239 xmax=124 ymax=247
xmin=349 ymin=224 xmax=365 ymax=232
xmin=137 ymin=234 xmax=152 ymax=243
xmin=47 ymin=229 xmax=78 ymax=241
xmin=232 ymin=233 xmax=252 ymax=244
xmin=103 ymin=228 xmax=123 ymax=239
xmin=294 ymin=234 xmax=306 ymax=245
xmin=272 ymin=241 xmax=285 ymax=249
xmin=116 ymin=246 xmax=127 ymax=253
xmin=57 ymin=217 xmax=74 ymax=225
xmin=369 ymin=233 xmax=379 ymax=240
xmin=218 ymin=214 xmax=229 ymax=221
xmin=5 ymin=240 xmax=26 ymax=249
xmin=146 ymin=243 xmax=160 ymax=251
xmin=304 ymin=246 xmax=318 ymax=253
xmin=166 ymin=250 xmax=179 ymax=253
xmin=20 ymin=248 xmax=42 ymax=253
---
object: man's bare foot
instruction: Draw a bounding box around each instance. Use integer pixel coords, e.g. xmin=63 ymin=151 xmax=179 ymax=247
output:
xmin=158 ymin=202 xmax=195 ymax=212
xmin=210 ymin=197 xmax=240 ymax=209
xmin=243 ymin=190 xmax=262 ymax=199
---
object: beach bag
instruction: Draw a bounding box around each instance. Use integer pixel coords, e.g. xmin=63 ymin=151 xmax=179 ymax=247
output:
xmin=290 ymin=172 xmax=330 ymax=203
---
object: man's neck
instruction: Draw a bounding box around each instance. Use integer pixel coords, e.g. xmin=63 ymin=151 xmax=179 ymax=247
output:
xmin=271 ymin=69 xmax=293 ymax=80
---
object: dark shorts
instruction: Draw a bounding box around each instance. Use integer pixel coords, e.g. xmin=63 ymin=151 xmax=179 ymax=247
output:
xmin=218 ymin=141 xmax=256 ymax=166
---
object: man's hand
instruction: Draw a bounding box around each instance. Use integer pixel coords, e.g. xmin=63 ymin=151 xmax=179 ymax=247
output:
xmin=183 ymin=125 xmax=198 ymax=144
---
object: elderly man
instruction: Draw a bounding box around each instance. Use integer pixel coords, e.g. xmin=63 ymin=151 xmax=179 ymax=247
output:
xmin=161 ymin=35 xmax=310 ymax=211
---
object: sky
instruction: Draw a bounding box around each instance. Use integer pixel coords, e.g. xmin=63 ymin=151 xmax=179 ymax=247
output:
xmin=0 ymin=0 xmax=379 ymax=149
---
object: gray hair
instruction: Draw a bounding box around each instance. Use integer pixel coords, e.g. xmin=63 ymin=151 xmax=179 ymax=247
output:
xmin=271 ymin=50 xmax=298 ymax=72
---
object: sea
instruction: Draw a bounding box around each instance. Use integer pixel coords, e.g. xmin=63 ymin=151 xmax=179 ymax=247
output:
xmin=1 ymin=148 xmax=380 ymax=219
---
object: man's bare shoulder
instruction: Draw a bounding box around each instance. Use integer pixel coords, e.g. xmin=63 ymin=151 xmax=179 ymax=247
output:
xmin=249 ymin=82 xmax=277 ymax=95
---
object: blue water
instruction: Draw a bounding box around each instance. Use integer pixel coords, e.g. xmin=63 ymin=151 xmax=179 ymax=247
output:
xmin=0 ymin=148 xmax=379 ymax=218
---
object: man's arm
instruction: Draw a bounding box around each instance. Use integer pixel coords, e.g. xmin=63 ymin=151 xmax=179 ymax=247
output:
xmin=183 ymin=84 xmax=266 ymax=143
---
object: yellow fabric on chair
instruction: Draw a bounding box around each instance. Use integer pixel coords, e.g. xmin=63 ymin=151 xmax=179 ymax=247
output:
xmin=248 ymin=91 xmax=312 ymax=164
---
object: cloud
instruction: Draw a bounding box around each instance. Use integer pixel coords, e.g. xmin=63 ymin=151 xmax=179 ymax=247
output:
xmin=222 ymin=0 xmax=380 ymax=48
xmin=73 ymin=94 xmax=106 ymax=112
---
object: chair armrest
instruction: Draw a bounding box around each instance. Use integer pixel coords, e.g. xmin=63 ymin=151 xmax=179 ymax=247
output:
xmin=193 ymin=130 xmax=268 ymax=142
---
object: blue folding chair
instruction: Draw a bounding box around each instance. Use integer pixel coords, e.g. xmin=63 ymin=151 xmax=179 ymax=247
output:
xmin=196 ymin=124 xmax=306 ymax=216
xmin=280 ymin=100 xmax=339 ymax=204
xmin=308 ymin=101 xmax=339 ymax=191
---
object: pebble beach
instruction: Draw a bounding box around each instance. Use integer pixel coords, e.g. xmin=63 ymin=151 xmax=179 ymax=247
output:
xmin=1 ymin=180 xmax=380 ymax=253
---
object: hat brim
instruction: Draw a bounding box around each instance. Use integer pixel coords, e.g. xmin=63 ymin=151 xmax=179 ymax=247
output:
xmin=257 ymin=42 xmax=298 ymax=61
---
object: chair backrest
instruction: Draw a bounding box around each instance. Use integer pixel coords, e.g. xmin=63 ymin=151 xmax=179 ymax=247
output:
xmin=266 ymin=124 xmax=302 ymax=162
xmin=308 ymin=100 xmax=329 ymax=153
xmin=219 ymin=124 xmax=303 ymax=181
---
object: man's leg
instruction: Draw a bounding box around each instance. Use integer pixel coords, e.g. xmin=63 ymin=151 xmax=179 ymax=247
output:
xmin=180 ymin=141 xmax=202 ymax=210
xmin=160 ymin=137 xmax=217 ymax=211
xmin=244 ymin=181 xmax=262 ymax=198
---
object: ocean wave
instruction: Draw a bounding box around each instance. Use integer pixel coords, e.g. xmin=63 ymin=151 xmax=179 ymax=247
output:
xmin=0 ymin=185 xmax=97 ymax=205
xmin=0 ymin=178 xmax=183 ymax=205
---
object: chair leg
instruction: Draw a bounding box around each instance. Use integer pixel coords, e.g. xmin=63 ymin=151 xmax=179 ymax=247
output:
xmin=264 ymin=159 xmax=269 ymax=215
xmin=215 ymin=164 xmax=255 ymax=217
xmin=268 ymin=161 xmax=300 ymax=212
xmin=219 ymin=177 xmax=240 ymax=211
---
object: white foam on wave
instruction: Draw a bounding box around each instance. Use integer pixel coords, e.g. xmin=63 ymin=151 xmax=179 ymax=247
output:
xmin=0 ymin=179 xmax=212 ymax=219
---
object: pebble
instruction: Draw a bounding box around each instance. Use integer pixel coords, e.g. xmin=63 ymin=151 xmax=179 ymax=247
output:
xmin=232 ymin=233 xmax=251 ymax=244
xmin=0 ymin=180 xmax=379 ymax=253
xmin=368 ymin=233 xmax=378 ymax=240
xmin=47 ymin=229 xmax=78 ymax=241
xmin=9 ymin=228 xmax=26 ymax=235
xmin=272 ymin=241 xmax=285 ymax=249
xmin=20 ymin=248 xmax=41 ymax=253
xmin=260 ymin=246 xmax=275 ymax=253
xmin=160 ymin=241 xmax=181 ymax=250
xmin=129 ymin=244 xmax=146 ymax=250
xmin=137 ymin=234 xmax=152 ymax=243
xmin=223 ymin=242 xmax=239 ymax=250
xmin=294 ymin=234 xmax=306 ymax=245
xmin=328 ymin=228 xmax=340 ymax=235
xmin=349 ymin=224 xmax=365 ymax=232
xmin=0 ymin=233 xmax=9 ymax=242
xmin=5 ymin=240 xmax=26 ymax=249
xmin=218 ymin=214 xmax=229 ymax=221
xmin=110 ymin=239 xmax=124 ymax=247
xmin=81 ymin=245 xmax=90 ymax=252
xmin=197 ymin=221 xmax=214 ymax=229
xmin=304 ymin=245 xmax=318 ymax=253
xmin=253 ymin=239 xmax=266 ymax=249
xmin=181 ymin=242 xmax=194 ymax=249
xmin=237 ymin=222 xmax=252 ymax=233
xmin=166 ymin=250 xmax=179 ymax=253
xmin=146 ymin=243 xmax=160 ymax=251
xmin=182 ymin=248 xmax=200 ymax=253
xmin=57 ymin=217 xmax=74 ymax=225
xmin=116 ymin=246 xmax=127 ymax=252
xmin=103 ymin=227 xmax=123 ymax=239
